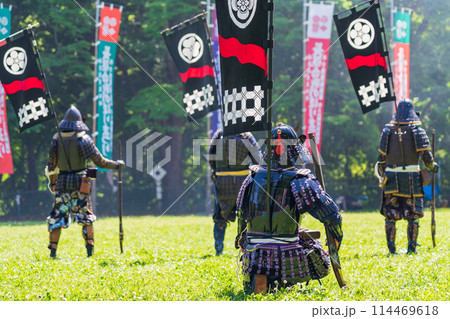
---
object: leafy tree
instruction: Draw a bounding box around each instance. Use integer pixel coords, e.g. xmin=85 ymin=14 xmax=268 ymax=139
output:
xmin=0 ymin=0 xmax=448 ymax=219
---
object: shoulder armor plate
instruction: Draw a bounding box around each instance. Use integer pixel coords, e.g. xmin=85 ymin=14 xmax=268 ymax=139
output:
xmin=378 ymin=126 xmax=391 ymax=155
xmin=295 ymin=168 xmax=311 ymax=177
xmin=412 ymin=126 xmax=431 ymax=152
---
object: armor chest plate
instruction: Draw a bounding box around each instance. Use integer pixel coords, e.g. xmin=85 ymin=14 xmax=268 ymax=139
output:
xmin=386 ymin=126 xmax=419 ymax=166
xmin=57 ymin=136 xmax=86 ymax=172
xmin=247 ymin=169 xmax=300 ymax=235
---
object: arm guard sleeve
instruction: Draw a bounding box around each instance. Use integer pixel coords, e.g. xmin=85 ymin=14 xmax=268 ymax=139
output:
xmin=79 ymin=135 xmax=119 ymax=169
xmin=378 ymin=126 xmax=390 ymax=156
xmin=48 ymin=140 xmax=58 ymax=171
xmin=422 ymin=150 xmax=435 ymax=170
xmin=290 ymin=175 xmax=343 ymax=243
xmin=235 ymin=174 xmax=253 ymax=248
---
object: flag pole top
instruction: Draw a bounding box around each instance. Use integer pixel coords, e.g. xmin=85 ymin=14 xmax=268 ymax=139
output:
xmin=0 ymin=2 xmax=15 ymax=10
xmin=160 ymin=12 xmax=206 ymax=36
xmin=98 ymin=1 xmax=125 ymax=10
xmin=0 ymin=22 xmax=40 ymax=43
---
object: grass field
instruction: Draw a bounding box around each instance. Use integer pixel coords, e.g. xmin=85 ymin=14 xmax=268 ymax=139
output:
xmin=0 ymin=210 xmax=449 ymax=301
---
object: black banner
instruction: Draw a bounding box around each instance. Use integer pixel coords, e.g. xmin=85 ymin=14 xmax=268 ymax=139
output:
xmin=163 ymin=16 xmax=219 ymax=122
xmin=216 ymin=0 xmax=269 ymax=136
xmin=0 ymin=30 xmax=53 ymax=132
xmin=334 ymin=0 xmax=395 ymax=114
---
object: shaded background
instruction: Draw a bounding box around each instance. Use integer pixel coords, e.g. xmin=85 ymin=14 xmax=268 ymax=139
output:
xmin=1 ymin=0 xmax=448 ymax=220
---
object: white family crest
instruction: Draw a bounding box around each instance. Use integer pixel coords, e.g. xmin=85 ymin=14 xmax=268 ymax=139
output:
xmin=18 ymin=97 xmax=49 ymax=128
xmin=0 ymin=16 xmax=9 ymax=35
xmin=358 ymin=75 xmax=389 ymax=107
xmin=102 ymin=16 xmax=117 ymax=37
xmin=228 ymin=0 xmax=257 ymax=29
xmin=3 ymin=47 xmax=27 ymax=75
xmin=347 ymin=18 xmax=375 ymax=50
xmin=223 ymin=85 xmax=264 ymax=126
xmin=178 ymin=33 xmax=204 ymax=64
xmin=183 ymin=84 xmax=215 ymax=114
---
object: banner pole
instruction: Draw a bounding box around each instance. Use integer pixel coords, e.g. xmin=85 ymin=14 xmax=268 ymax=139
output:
xmin=203 ymin=13 xmax=223 ymax=114
xmin=203 ymin=11 xmax=218 ymax=213
xmin=302 ymin=0 xmax=308 ymax=135
xmin=118 ymin=140 xmax=124 ymax=253
xmin=266 ymin=0 xmax=274 ymax=218
xmin=377 ymin=0 xmax=406 ymax=169
xmin=92 ymin=0 xmax=101 ymax=213
xmin=28 ymin=28 xmax=72 ymax=171
xmin=390 ymin=0 xmax=395 ymax=114
xmin=431 ymin=129 xmax=436 ymax=247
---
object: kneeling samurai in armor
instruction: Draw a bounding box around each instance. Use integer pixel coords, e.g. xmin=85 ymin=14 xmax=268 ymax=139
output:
xmin=46 ymin=106 xmax=125 ymax=258
xmin=376 ymin=100 xmax=439 ymax=254
xmin=235 ymin=123 xmax=343 ymax=294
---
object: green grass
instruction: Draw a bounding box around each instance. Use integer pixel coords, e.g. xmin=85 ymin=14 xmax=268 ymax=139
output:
xmin=0 ymin=210 xmax=449 ymax=301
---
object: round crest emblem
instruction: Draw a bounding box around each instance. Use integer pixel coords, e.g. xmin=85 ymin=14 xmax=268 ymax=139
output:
xmin=178 ymin=33 xmax=204 ymax=64
xmin=3 ymin=47 xmax=27 ymax=75
xmin=347 ymin=18 xmax=375 ymax=50
xmin=228 ymin=0 xmax=257 ymax=29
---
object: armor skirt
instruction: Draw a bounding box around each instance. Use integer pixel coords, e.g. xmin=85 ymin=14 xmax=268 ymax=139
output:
xmin=47 ymin=191 xmax=96 ymax=230
xmin=241 ymin=238 xmax=330 ymax=284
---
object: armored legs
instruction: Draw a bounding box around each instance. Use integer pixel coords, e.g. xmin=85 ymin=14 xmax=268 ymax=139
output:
xmin=385 ymin=219 xmax=419 ymax=254
xmin=48 ymin=227 xmax=61 ymax=258
xmin=47 ymin=224 xmax=95 ymax=258
xmin=385 ymin=220 xmax=396 ymax=254
xmin=82 ymin=224 xmax=95 ymax=257
xmin=213 ymin=221 xmax=227 ymax=256
xmin=382 ymin=194 xmax=423 ymax=253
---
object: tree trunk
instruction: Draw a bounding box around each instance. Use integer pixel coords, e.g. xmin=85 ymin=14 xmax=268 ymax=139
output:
xmin=162 ymin=51 xmax=185 ymax=213
xmin=24 ymin=137 xmax=38 ymax=191
xmin=163 ymin=116 xmax=184 ymax=213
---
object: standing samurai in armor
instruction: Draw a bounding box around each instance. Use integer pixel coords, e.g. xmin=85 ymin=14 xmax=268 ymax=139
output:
xmin=235 ymin=123 xmax=343 ymax=294
xmin=46 ymin=106 xmax=125 ymax=258
xmin=377 ymin=100 xmax=438 ymax=254
xmin=208 ymin=129 xmax=261 ymax=255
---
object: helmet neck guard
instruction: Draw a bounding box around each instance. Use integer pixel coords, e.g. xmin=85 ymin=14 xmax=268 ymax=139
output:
xmin=59 ymin=105 xmax=89 ymax=132
xmin=390 ymin=99 xmax=421 ymax=125
xmin=263 ymin=123 xmax=312 ymax=169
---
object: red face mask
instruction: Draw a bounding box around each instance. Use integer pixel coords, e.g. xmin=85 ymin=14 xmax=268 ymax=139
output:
xmin=274 ymin=130 xmax=286 ymax=155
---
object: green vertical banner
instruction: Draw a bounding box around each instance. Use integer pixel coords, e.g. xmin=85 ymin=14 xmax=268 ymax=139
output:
xmin=394 ymin=11 xmax=411 ymax=43
xmin=393 ymin=9 xmax=411 ymax=101
xmin=96 ymin=41 xmax=117 ymax=169
xmin=0 ymin=5 xmax=11 ymax=39
xmin=96 ymin=4 xmax=122 ymax=170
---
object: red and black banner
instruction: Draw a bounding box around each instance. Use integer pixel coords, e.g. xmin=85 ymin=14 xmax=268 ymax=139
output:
xmin=334 ymin=0 xmax=395 ymax=114
xmin=162 ymin=16 xmax=219 ymax=121
xmin=0 ymin=30 xmax=53 ymax=132
xmin=216 ymin=0 xmax=269 ymax=136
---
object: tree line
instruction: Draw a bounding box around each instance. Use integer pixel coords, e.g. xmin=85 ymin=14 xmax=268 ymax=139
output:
xmin=0 ymin=0 xmax=448 ymax=218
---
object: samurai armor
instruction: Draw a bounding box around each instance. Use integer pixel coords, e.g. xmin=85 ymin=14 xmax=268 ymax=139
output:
xmin=209 ymin=129 xmax=260 ymax=221
xmin=241 ymin=237 xmax=330 ymax=283
xmin=47 ymin=190 xmax=96 ymax=231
